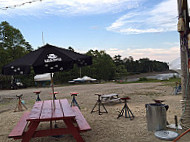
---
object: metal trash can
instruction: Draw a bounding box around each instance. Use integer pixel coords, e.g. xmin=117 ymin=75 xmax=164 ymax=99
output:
xmin=145 ymin=103 xmax=167 ymax=131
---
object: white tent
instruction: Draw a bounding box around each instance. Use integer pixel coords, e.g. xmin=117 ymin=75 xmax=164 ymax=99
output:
xmin=34 ymin=73 xmax=53 ymax=81
xmin=73 ymin=77 xmax=84 ymax=82
xmin=82 ymin=76 xmax=96 ymax=81
xmin=169 ymin=57 xmax=181 ymax=74
xmin=69 ymin=76 xmax=96 ymax=83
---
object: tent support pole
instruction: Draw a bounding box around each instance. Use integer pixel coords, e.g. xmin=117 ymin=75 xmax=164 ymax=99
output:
xmin=50 ymin=73 xmax=55 ymax=109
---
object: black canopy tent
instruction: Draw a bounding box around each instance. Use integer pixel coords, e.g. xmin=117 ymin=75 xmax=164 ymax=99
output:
xmin=2 ymin=44 xmax=92 ymax=75
xmin=2 ymin=44 xmax=92 ymax=108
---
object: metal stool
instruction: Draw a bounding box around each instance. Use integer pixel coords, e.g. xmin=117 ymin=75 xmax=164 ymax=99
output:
xmin=117 ymin=97 xmax=134 ymax=120
xmin=91 ymin=94 xmax=108 ymax=115
xmin=70 ymin=92 xmax=80 ymax=109
xmin=14 ymin=94 xmax=27 ymax=112
xmin=51 ymin=92 xmax=58 ymax=100
xmin=33 ymin=91 xmax=41 ymax=101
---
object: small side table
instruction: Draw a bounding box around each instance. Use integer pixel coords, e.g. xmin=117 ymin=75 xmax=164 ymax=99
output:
xmin=33 ymin=91 xmax=41 ymax=101
xmin=70 ymin=92 xmax=80 ymax=109
xmin=117 ymin=97 xmax=134 ymax=120
xmin=91 ymin=93 xmax=108 ymax=115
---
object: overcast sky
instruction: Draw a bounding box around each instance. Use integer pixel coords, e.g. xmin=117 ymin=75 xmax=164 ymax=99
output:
xmin=0 ymin=0 xmax=180 ymax=63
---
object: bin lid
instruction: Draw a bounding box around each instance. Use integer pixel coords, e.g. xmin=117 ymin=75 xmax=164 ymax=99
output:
xmin=154 ymin=130 xmax=178 ymax=140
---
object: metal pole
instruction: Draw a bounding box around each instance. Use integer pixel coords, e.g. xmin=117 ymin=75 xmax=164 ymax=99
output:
xmin=50 ymin=73 xmax=55 ymax=109
xmin=177 ymin=0 xmax=190 ymax=128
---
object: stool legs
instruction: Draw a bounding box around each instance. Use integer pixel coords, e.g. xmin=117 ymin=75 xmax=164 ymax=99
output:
xmin=36 ymin=94 xmax=41 ymax=101
xmin=14 ymin=96 xmax=27 ymax=112
xmin=91 ymin=95 xmax=108 ymax=115
xmin=117 ymin=100 xmax=134 ymax=120
xmin=53 ymin=94 xmax=57 ymax=100
xmin=71 ymin=96 xmax=80 ymax=109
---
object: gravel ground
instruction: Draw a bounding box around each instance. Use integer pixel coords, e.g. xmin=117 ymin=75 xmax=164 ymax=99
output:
xmin=0 ymin=82 xmax=189 ymax=142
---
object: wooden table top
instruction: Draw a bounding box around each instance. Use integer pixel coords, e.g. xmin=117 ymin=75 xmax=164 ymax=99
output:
xmin=101 ymin=94 xmax=118 ymax=98
xmin=27 ymin=99 xmax=75 ymax=121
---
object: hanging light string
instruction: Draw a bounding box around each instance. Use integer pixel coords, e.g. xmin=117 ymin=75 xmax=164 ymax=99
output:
xmin=0 ymin=0 xmax=43 ymax=10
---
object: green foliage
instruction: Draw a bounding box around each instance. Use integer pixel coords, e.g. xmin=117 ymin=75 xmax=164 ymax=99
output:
xmin=19 ymin=69 xmax=35 ymax=87
xmin=54 ymin=64 xmax=80 ymax=84
xmin=123 ymin=57 xmax=169 ymax=73
xmin=139 ymin=77 xmax=148 ymax=81
xmin=0 ymin=75 xmax=11 ymax=89
xmin=113 ymin=55 xmax=128 ymax=79
xmin=84 ymin=50 xmax=116 ymax=80
xmin=0 ymin=21 xmax=33 ymax=62
xmin=0 ymin=21 xmax=33 ymax=89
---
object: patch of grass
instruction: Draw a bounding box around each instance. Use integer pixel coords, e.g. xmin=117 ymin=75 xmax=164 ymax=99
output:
xmin=139 ymin=77 xmax=148 ymax=81
xmin=161 ymin=77 xmax=181 ymax=87
xmin=118 ymin=79 xmax=160 ymax=84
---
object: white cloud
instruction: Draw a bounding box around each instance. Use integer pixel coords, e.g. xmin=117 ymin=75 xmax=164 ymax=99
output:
xmin=106 ymin=45 xmax=180 ymax=63
xmin=73 ymin=42 xmax=180 ymax=63
xmin=0 ymin=0 xmax=143 ymax=16
xmin=107 ymin=0 xmax=178 ymax=34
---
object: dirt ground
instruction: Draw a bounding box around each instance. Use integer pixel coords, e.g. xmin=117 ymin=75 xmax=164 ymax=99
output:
xmin=0 ymin=82 xmax=189 ymax=142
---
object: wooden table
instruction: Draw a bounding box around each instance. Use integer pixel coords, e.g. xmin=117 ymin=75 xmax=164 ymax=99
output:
xmin=9 ymin=99 xmax=91 ymax=142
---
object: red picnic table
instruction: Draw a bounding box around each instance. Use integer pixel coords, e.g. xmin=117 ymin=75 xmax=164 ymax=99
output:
xmin=8 ymin=99 xmax=91 ymax=142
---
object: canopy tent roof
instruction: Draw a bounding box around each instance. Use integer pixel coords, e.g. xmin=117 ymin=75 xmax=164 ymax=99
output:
xmin=169 ymin=57 xmax=181 ymax=74
xmin=2 ymin=44 xmax=92 ymax=75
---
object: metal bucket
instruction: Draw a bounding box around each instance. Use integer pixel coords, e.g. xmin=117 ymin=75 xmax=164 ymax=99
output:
xmin=145 ymin=103 xmax=167 ymax=131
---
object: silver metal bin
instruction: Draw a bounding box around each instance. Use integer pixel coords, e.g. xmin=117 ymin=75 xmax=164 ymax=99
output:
xmin=145 ymin=103 xmax=167 ymax=131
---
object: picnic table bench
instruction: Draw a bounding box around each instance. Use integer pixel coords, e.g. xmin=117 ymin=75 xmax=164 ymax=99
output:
xmin=101 ymin=94 xmax=121 ymax=103
xmin=8 ymin=111 xmax=30 ymax=139
xmin=8 ymin=99 xmax=91 ymax=142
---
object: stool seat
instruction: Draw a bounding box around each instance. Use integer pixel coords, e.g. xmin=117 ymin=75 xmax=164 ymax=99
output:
xmin=33 ymin=91 xmax=41 ymax=94
xmin=120 ymin=97 xmax=130 ymax=100
xmin=95 ymin=93 xmax=102 ymax=96
xmin=16 ymin=94 xmax=23 ymax=99
xmin=71 ymin=92 xmax=79 ymax=96
xmin=153 ymin=99 xmax=165 ymax=104
xmin=51 ymin=92 xmax=58 ymax=94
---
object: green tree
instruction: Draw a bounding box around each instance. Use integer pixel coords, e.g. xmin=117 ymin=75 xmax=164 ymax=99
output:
xmin=84 ymin=50 xmax=116 ymax=80
xmin=124 ymin=56 xmax=169 ymax=74
xmin=113 ymin=55 xmax=127 ymax=78
xmin=113 ymin=55 xmax=123 ymax=66
xmin=0 ymin=21 xmax=33 ymax=89
xmin=0 ymin=21 xmax=33 ymax=64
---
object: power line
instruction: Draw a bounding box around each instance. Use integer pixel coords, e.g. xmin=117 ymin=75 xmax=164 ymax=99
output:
xmin=0 ymin=0 xmax=43 ymax=10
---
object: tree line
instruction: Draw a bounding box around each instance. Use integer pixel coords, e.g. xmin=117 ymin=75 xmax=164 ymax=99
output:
xmin=0 ymin=21 xmax=169 ymax=89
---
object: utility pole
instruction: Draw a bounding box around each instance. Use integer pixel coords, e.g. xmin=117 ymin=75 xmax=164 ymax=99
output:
xmin=177 ymin=0 xmax=190 ymax=128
